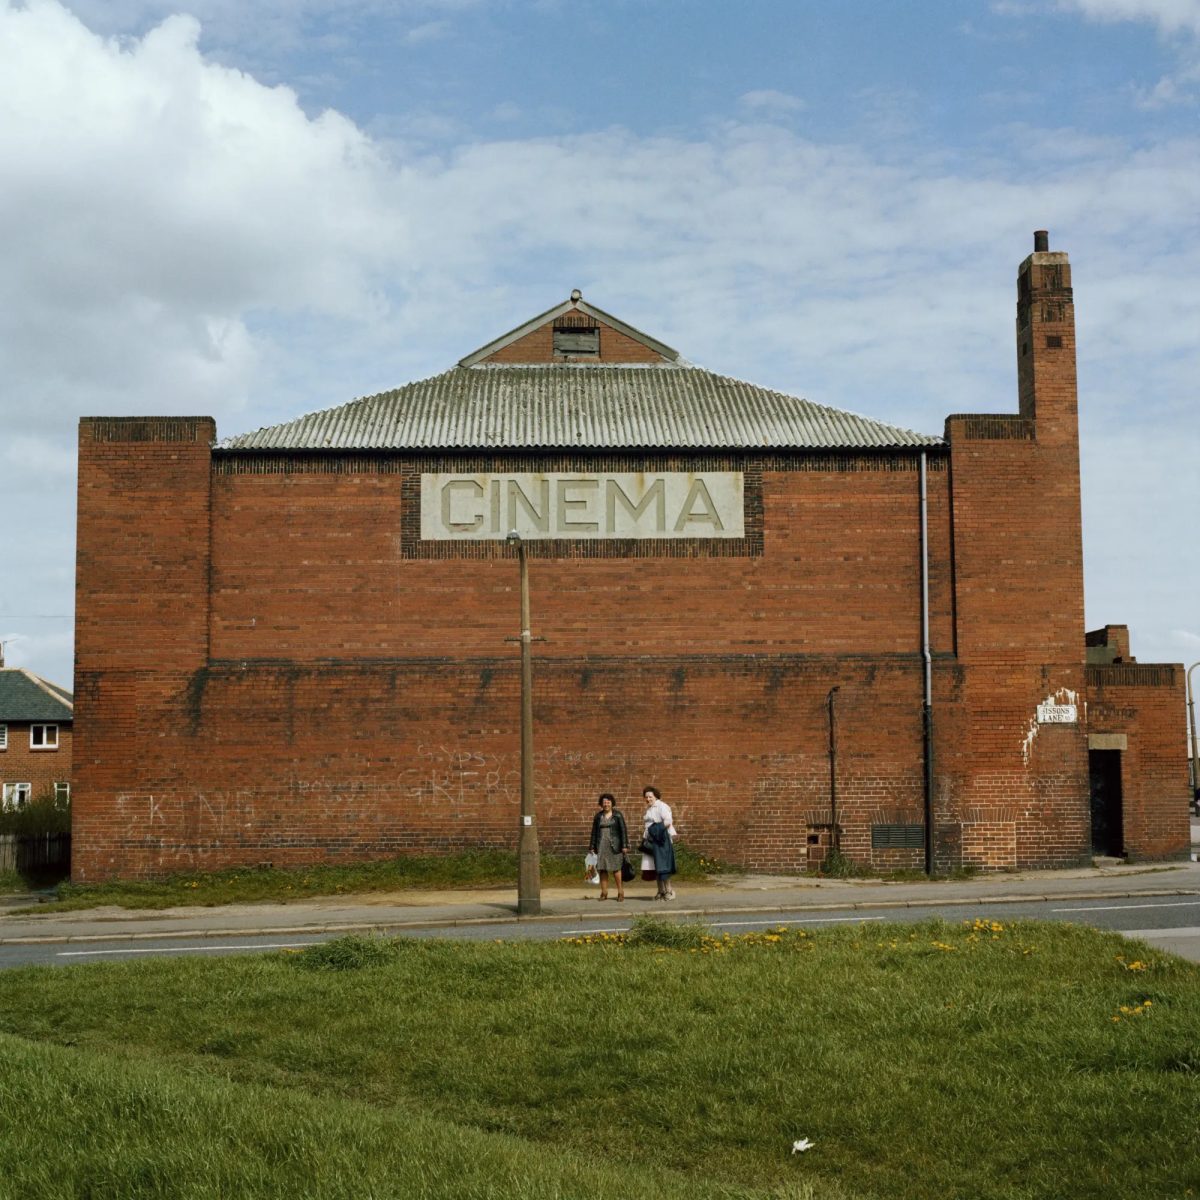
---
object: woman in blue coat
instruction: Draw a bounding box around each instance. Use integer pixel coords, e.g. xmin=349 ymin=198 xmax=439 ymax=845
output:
xmin=641 ymin=785 xmax=677 ymax=901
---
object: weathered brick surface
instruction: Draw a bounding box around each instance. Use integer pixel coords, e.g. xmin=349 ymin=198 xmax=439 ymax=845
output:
xmin=1087 ymin=664 xmax=1191 ymax=861
xmin=70 ymin=245 xmax=1190 ymax=880
xmin=483 ymin=316 xmax=668 ymax=364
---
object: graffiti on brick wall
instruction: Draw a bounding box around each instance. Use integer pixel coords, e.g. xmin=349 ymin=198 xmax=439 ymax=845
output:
xmin=402 ymin=742 xmax=608 ymax=807
xmin=111 ymin=742 xmax=693 ymax=862
xmin=118 ymin=789 xmax=260 ymax=841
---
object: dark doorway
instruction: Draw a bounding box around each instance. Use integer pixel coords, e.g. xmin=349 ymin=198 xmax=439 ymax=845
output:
xmin=1088 ymin=750 xmax=1124 ymax=857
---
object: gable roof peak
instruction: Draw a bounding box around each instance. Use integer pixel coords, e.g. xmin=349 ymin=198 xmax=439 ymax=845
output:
xmin=458 ymin=293 xmax=681 ymax=367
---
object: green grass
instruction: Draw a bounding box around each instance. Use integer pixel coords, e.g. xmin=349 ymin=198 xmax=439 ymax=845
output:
xmin=1 ymin=918 xmax=1198 ymax=1199
xmin=16 ymin=842 xmax=733 ymax=913
xmin=0 ymin=1033 xmax=810 ymax=1200
xmin=818 ymin=847 xmax=980 ymax=882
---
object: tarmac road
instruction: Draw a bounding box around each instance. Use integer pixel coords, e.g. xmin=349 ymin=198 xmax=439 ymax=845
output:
xmin=3 ymin=855 xmax=1200 ymax=969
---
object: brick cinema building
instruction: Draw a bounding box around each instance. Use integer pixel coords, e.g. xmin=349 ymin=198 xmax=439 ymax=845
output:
xmin=72 ymin=233 xmax=1191 ymax=881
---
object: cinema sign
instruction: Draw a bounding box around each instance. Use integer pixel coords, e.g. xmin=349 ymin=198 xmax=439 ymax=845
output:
xmin=420 ymin=472 xmax=745 ymax=540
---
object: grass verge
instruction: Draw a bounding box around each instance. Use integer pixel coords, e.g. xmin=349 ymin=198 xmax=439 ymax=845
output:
xmin=1 ymin=918 xmax=1198 ymax=1199
xmin=14 ymin=842 xmax=735 ymax=913
xmin=0 ymin=1032 xmax=809 ymax=1200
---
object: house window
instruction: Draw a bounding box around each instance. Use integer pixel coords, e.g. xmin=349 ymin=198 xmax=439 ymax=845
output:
xmin=0 ymin=724 xmax=6 ymax=750
xmin=2 ymin=782 xmax=31 ymax=811
xmin=30 ymin=724 xmax=59 ymax=750
xmin=54 ymin=782 xmax=71 ymax=805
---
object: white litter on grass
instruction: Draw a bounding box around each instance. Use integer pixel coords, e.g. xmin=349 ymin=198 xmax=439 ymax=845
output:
xmin=792 ymin=1138 xmax=814 ymax=1154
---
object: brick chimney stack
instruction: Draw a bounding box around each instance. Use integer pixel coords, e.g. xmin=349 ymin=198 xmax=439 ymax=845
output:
xmin=1016 ymin=229 xmax=1078 ymax=448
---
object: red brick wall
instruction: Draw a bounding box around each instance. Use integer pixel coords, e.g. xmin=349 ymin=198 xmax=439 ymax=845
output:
xmin=1087 ymin=664 xmax=1191 ymax=860
xmin=482 ymin=318 xmax=668 ymax=363
xmin=69 ymin=417 xmax=1094 ymax=880
xmin=207 ymin=457 xmax=953 ymax=663
xmin=75 ymin=437 xmax=970 ymax=879
xmin=0 ymin=722 xmax=72 ymax=805
xmin=73 ymin=657 xmax=939 ymax=876
xmin=73 ymin=418 xmax=214 ymax=873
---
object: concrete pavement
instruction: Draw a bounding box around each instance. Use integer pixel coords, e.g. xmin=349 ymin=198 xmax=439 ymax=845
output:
xmin=3 ymin=856 xmax=1200 ymax=946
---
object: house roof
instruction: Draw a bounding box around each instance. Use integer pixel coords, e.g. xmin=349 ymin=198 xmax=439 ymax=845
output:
xmin=0 ymin=669 xmax=73 ymax=723
xmin=218 ymin=293 xmax=941 ymax=453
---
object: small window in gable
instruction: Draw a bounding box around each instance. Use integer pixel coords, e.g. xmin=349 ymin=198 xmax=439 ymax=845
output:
xmin=553 ymin=313 xmax=599 ymax=357
xmin=0 ymin=724 xmax=6 ymax=751
xmin=30 ymin=724 xmax=59 ymax=750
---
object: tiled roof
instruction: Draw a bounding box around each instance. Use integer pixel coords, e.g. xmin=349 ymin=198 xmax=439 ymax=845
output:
xmin=219 ymin=364 xmax=941 ymax=452
xmin=0 ymin=669 xmax=73 ymax=723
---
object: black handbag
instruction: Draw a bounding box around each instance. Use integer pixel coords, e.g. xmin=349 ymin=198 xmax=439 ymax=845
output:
xmin=620 ymin=856 xmax=636 ymax=882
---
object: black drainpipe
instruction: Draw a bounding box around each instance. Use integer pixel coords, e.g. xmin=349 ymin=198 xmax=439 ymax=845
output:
xmin=920 ymin=450 xmax=934 ymax=875
xmin=827 ymin=685 xmax=840 ymax=855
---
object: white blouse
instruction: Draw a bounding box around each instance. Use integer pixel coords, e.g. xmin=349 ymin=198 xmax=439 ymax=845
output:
xmin=642 ymin=799 xmax=677 ymax=840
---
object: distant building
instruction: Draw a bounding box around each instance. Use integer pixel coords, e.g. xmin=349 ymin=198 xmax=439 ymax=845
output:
xmin=71 ymin=233 xmax=1191 ymax=880
xmin=0 ymin=664 xmax=73 ymax=811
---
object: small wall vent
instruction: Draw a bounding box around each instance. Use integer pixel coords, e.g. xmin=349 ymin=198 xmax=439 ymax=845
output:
xmin=553 ymin=312 xmax=599 ymax=356
xmin=871 ymin=823 xmax=925 ymax=849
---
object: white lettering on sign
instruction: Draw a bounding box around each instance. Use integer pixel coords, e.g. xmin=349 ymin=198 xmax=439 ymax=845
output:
xmin=1037 ymin=703 xmax=1078 ymax=725
xmin=420 ymin=472 xmax=745 ymax=540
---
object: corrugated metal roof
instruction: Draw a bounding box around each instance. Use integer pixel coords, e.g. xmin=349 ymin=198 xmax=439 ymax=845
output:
xmin=219 ymin=365 xmax=941 ymax=451
xmin=0 ymin=669 xmax=73 ymax=722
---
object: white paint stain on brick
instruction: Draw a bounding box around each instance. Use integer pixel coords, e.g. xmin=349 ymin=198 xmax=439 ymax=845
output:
xmin=1021 ymin=688 xmax=1080 ymax=765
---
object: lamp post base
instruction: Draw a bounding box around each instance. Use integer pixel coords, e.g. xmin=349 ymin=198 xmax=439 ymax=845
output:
xmin=517 ymin=832 xmax=541 ymax=915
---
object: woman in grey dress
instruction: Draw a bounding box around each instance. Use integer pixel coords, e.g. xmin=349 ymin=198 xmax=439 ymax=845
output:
xmin=588 ymin=793 xmax=630 ymax=901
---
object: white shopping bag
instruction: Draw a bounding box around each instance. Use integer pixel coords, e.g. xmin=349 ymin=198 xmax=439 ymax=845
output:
xmin=584 ymin=851 xmax=600 ymax=884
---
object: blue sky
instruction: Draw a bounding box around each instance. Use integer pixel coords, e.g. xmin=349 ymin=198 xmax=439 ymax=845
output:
xmin=1 ymin=0 xmax=1197 ymax=693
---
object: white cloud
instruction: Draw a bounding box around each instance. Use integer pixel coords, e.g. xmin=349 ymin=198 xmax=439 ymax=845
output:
xmin=737 ymin=89 xmax=806 ymax=117
xmin=1130 ymin=57 xmax=1200 ymax=104
xmin=61 ymin=0 xmax=482 ymax=45
xmin=998 ymin=0 xmax=1200 ymax=105
xmin=404 ymin=19 xmax=448 ymax=44
xmin=0 ymin=0 xmax=403 ymax=420
xmin=1057 ymin=0 xmax=1200 ymax=36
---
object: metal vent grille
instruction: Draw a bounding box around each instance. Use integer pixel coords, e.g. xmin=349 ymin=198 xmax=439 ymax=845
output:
xmin=871 ymin=823 xmax=925 ymax=849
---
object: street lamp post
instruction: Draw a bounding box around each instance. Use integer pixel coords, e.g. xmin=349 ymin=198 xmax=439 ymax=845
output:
xmin=1187 ymin=661 xmax=1199 ymax=815
xmin=507 ymin=530 xmax=541 ymax=915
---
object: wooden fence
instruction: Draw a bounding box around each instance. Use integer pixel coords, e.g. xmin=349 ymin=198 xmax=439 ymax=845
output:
xmin=0 ymin=833 xmax=71 ymax=874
